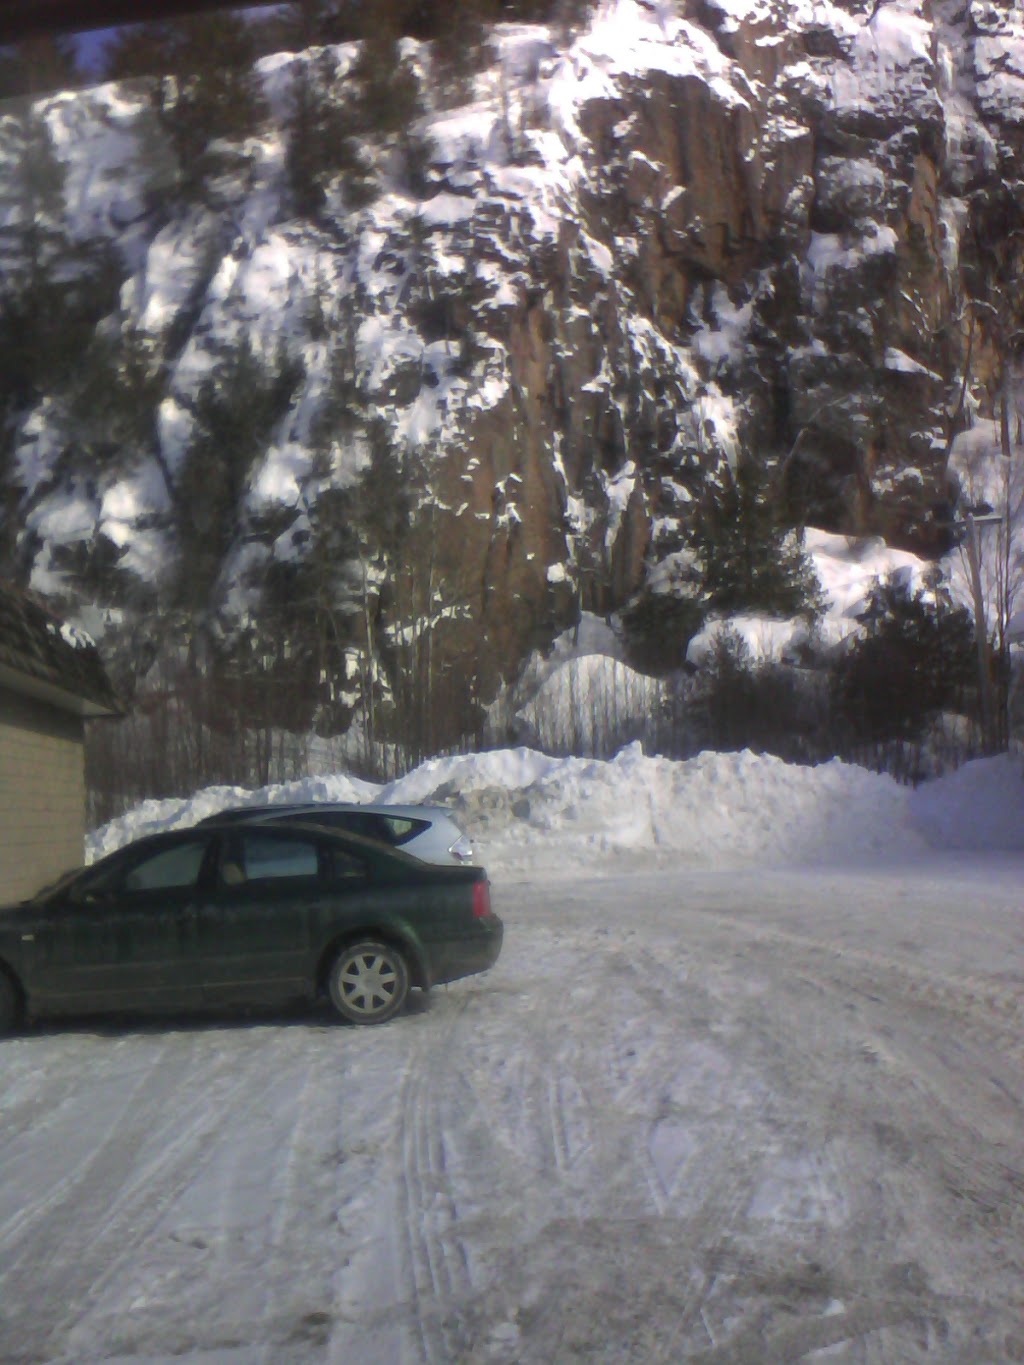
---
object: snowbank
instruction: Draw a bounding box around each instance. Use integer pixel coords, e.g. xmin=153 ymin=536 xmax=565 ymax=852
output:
xmin=87 ymin=744 xmax=1024 ymax=873
xmin=908 ymin=755 xmax=1024 ymax=852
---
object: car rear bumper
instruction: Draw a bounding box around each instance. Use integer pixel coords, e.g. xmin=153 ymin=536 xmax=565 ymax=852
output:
xmin=428 ymin=915 xmax=503 ymax=987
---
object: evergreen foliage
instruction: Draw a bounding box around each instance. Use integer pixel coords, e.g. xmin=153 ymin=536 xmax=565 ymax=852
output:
xmin=687 ymin=627 xmax=832 ymax=761
xmin=348 ymin=32 xmax=421 ymax=140
xmin=428 ymin=0 xmax=495 ymax=105
xmin=128 ymin=95 xmax=183 ymax=219
xmin=111 ymin=14 xmax=268 ymax=201
xmin=354 ymin=417 xmax=415 ymax=562
xmin=281 ymin=28 xmax=424 ymax=214
xmin=66 ymin=328 xmax=166 ymax=478
xmin=697 ymin=627 xmax=757 ymax=751
xmin=176 ymin=339 xmax=305 ymax=614
xmin=284 ymin=50 xmax=351 ymax=218
xmin=832 ymin=572 xmax=976 ymax=745
xmin=690 ymin=458 xmax=825 ymax=619
xmin=271 ymin=1 xmax=363 ymax=52
xmin=0 ymin=101 xmax=67 ymax=283
xmin=0 ymin=106 xmax=122 ymax=413
xmin=0 ymin=35 xmax=81 ymax=99
xmin=620 ymin=590 xmax=704 ymax=675
xmin=293 ymin=469 xmax=360 ymax=735
xmin=102 ymin=22 xmax=177 ymax=81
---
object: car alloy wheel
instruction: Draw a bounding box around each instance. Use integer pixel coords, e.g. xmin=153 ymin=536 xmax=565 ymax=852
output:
xmin=328 ymin=940 xmax=410 ymax=1025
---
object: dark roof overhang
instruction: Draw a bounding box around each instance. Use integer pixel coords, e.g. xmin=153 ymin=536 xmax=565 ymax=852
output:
xmin=0 ymin=0 xmax=281 ymax=42
xmin=0 ymin=583 xmax=122 ymax=718
xmin=0 ymin=659 xmax=120 ymax=717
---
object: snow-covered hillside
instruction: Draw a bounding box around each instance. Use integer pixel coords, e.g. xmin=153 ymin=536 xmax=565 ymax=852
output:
xmin=3 ymin=0 xmax=1023 ymax=730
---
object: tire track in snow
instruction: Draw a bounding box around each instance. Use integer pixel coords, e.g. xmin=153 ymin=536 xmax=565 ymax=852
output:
xmin=709 ymin=913 xmax=1024 ymax=1064
xmin=397 ymin=996 xmax=475 ymax=1365
xmin=630 ymin=968 xmax=774 ymax=1358
xmin=0 ymin=1033 xmax=182 ymax=1256
xmin=688 ymin=1296 xmax=915 ymax=1363
xmin=0 ymin=1031 xmax=279 ymax=1362
xmin=90 ymin=1031 xmax=350 ymax=1365
xmin=636 ymin=914 xmax=1024 ymax=1359
xmin=484 ymin=900 xmax=964 ymax=1361
xmin=250 ymin=1039 xmax=347 ymax=1364
xmin=0 ymin=1034 xmax=142 ymax=1161
xmin=451 ymin=930 xmax=781 ymax=1360
xmin=721 ymin=918 xmax=1024 ymax=1242
xmin=615 ymin=940 xmax=910 ymax=1360
xmin=547 ymin=1072 xmax=592 ymax=1174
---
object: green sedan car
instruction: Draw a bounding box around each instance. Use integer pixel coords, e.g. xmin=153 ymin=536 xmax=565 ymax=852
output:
xmin=0 ymin=822 xmax=503 ymax=1029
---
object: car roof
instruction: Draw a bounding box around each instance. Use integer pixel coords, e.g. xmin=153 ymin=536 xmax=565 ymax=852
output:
xmin=88 ymin=818 xmax=432 ymax=875
xmin=199 ymin=801 xmax=456 ymax=824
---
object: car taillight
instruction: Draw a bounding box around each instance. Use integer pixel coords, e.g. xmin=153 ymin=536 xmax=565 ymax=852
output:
xmin=449 ymin=835 xmax=474 ymax=862
xmin=472 ymin=880 xmax=491 ymax=919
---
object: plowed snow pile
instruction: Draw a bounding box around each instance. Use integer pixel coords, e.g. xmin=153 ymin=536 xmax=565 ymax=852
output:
xmin=88 ymin=744 xmax=1024 ymax=871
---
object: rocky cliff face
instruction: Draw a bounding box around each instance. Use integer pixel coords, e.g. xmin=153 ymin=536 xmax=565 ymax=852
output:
xmin=2 ymin=0 xmax=1023 ymax=734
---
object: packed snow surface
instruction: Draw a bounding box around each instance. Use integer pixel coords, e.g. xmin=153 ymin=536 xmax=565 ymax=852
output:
xmin=5 ymin=749 xmax=1024 ymax=1361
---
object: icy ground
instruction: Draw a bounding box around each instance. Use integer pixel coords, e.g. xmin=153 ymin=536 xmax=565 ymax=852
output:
xmin=4 ymin=749 xmax=1024 ymax=1362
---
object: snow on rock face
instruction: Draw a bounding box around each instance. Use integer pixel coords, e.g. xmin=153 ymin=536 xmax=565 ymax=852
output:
xmin=3 ymin=0 xmax=1023 ymax=686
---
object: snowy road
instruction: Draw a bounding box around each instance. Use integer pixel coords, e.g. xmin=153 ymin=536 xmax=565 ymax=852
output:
xmin=2 ymin=858 xmax=1023 ymax=1364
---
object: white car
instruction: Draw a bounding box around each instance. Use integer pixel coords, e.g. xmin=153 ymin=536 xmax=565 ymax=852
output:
xmin=198 ymin=803 xmax=474 ymax=866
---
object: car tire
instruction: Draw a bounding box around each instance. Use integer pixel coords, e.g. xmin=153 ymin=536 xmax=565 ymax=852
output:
xmin=327 ymin=940 xmax=410 ymax=1025
xmin=0 ymin=968 xmax=22 ymax=1034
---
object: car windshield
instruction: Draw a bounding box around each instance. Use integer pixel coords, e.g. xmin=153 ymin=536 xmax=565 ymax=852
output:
xmin=23 ymin=865 xmax=85 ymax=904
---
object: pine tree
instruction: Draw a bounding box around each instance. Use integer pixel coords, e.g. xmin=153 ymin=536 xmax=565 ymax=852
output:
xmin=0 ymin=35 xmax=80 ymax=98
xmin=176 ymin=339 xmax=304 ymax=614
xmin=429 ymin=0 xmax=497 ymax=105
xmin=271 ymin=1 xmax=362 ymax=51
xmin=144 ymin=13 xmax=269 ymax=201
xmin=102 ymin=22 xmax=178 ymax=82
xmin=1 ymin=100 xmax=67 ymax=286
xmin=0 ymin=104 xmax=120 ymax=412
xmin=832 ymin=572 xmax=976 ymax=745
xmin=284 ymin=50 xmax=350 ymax=218
xmin=66 ymin=327 xmax=166 ymax=479
xmin=620 ymin=589 xmax=705 ymax=675
xmin=691 ymin=458 xmax=824 ymax=619
xmin=348 ymin=28 xmax=422 ymax=140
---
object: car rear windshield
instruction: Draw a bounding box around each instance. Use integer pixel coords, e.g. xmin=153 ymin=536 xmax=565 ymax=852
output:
xmin=283 ymin=810 xmax=429 ymax=847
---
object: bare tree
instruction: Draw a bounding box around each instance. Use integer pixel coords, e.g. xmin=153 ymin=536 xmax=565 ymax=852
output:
xmin=953 ymin=430 xmax=1024 ymax=751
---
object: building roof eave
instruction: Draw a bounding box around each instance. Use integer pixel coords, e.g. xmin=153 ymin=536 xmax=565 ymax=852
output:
xmin=0 ymin=661 xmax=122 ymax=719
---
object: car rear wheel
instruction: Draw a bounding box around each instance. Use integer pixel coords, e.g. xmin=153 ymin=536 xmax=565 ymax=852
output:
xmin=0 ymin=968 xmax=22 ymax=1033
xmin=328 ymin=940 xmax=410 ymax=1025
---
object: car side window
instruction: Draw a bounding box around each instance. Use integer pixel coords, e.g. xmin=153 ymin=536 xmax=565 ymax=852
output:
xmin=321 ymin=811 xmax=380 ymax=841
xmin=120 ymin=841 xmax=208 ymax=893
xmin=329 ymin=848 xmax=369 ymax=884
xmin=383 ymin=816 xmax=428 ymax=845
xmin=220 ymin=832 xmax=320 ymax=887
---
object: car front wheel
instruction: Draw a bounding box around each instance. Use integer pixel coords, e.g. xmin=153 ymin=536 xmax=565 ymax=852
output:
xmin=328 ymin=940 xmax=410 ymax=1025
